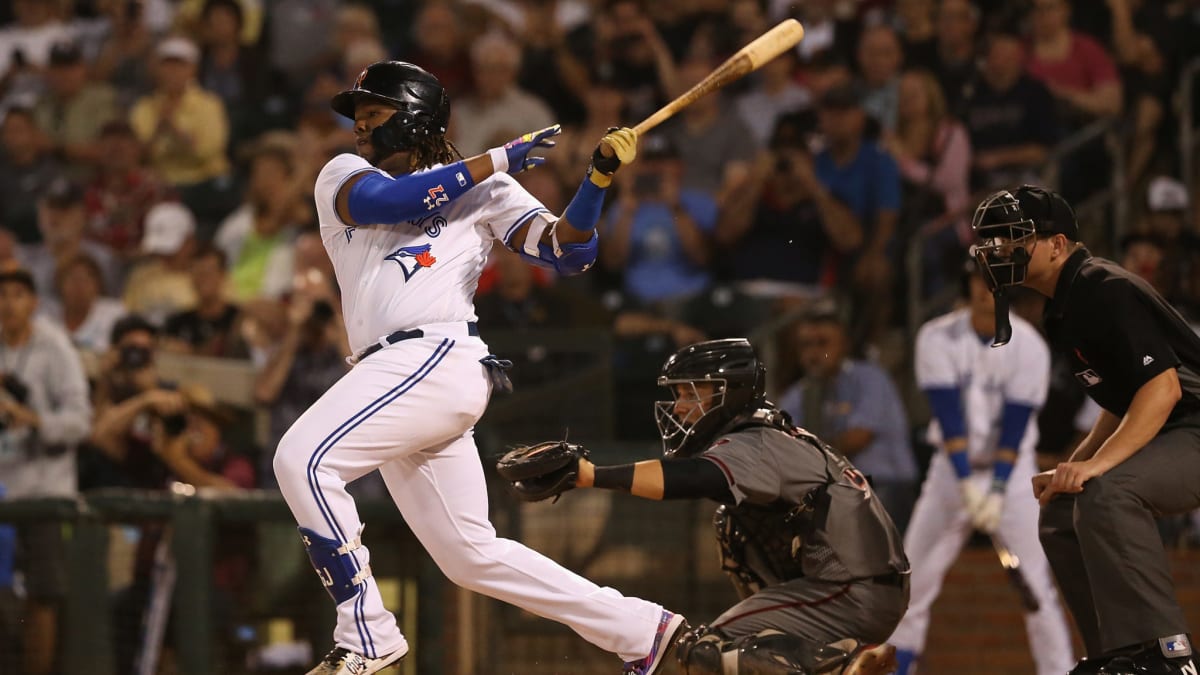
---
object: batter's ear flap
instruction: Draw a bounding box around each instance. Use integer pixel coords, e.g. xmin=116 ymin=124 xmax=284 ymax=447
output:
xmin=371 ymin=116 xmax=403 ymax=154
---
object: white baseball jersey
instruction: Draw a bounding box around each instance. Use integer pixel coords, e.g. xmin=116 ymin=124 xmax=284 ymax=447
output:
xmin=915 ymin=308 xmax=1050 ymax=462
xmin=314 ymin=153 xmax=551 ymax=355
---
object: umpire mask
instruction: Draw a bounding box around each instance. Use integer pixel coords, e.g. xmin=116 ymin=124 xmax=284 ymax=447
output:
xmin=655 ymin=339 xmax=766 ymax=458
xmin=970 ymin=185 xmax=1078 ymax=291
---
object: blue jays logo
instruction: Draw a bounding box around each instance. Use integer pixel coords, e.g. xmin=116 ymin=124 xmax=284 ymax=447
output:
xmin=423 ymin=185 xmax=448 ymax=211
xmin=385 ymin=244 xmax=438 ymax=281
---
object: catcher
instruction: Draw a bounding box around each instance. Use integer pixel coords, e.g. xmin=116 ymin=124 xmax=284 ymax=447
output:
xmin=496 ymin=338 xmax=911 ymax=675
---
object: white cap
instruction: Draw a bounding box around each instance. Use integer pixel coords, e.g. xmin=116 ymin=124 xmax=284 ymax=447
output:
xmin=156 ymin=36 xmax=200 ymax=64
xmin=1148 ymin=176 xmax=1189 ymax=213
xmin=141 ymin=202 xmax=196 ymax=255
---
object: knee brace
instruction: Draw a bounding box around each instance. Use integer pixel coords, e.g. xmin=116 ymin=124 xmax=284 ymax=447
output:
xmin=299 ymin=526 xmax=371 ymax=605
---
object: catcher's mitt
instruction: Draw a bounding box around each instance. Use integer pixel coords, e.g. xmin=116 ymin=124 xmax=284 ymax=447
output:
xmin=495 ymin=441 xmax=588 ymax=503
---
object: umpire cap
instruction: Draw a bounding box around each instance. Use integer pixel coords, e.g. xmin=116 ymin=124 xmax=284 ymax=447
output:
xmin=331 ymin=61 xmax=450 ymax=137
xmin=1012 ymin=185 xmax=1079 ymax=241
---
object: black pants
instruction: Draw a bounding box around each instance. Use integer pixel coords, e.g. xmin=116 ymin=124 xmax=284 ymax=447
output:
xmin=1038 ymin=423 xmax=1200 ymax=656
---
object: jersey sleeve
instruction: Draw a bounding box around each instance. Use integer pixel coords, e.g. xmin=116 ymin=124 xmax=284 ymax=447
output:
xmin=701 ymin=432 xmax=783 ymax=505
xmin=314 ymin=153 xmax=381 ymax=240
xmin=1004 ymin=322 xmax=1051 ymax=407
xmin=476 ymin=172 xmax=553 ymax=248
xmin=1099 ymin=278 xmax=1181 ymax=388
xmin=915 ymin=322 xmax=956 ymax=389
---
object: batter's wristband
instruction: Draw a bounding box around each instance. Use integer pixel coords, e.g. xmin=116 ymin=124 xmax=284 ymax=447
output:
xmin=949 ymin=449 xmax=971 ymax=480
xmin=488 ymin=147 xmax=509 ymax=174
xmin=991 ymin=459 xmax=1014 ymax=491
xmin=592 ymin=463 xmax=635 ymax=492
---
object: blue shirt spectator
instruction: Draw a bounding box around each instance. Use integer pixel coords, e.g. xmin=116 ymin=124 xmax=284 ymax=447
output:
xmin=601 ymin=135 xmax=716 ymax=307
xmin=814 ymin=139 xmax=902 ymax=240
xmin=617 ymin=191 xmax=716 ymax=303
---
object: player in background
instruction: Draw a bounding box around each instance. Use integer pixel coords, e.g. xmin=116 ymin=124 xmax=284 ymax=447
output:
xmin=500 ymin=339 xmax=910 ymax=675
xmin=272 ymin=60 xmax=685 ymax=675
xmin=888 ymin=262 xmax=1073 ymax=675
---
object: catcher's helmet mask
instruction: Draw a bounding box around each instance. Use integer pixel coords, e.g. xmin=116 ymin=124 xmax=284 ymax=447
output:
xmin=655 ymin=339 xmax=766 ymax=458
xmin=332 ymin=61 xmax=450 ymax=158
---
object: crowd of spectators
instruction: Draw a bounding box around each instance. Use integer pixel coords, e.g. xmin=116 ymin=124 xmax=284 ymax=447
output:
xmin=2 ymin=0 xmax=1200 ymax=671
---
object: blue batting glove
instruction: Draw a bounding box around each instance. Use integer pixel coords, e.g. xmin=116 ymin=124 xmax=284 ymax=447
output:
xmin=489 ymin=124 xmax=561 ymax=175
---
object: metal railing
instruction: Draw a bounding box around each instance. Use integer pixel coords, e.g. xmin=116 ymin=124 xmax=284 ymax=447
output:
xmin=0 ymin=489 xmax=427 ymax=675
xmin=1179 ymin=56 xmax=1200 ymax=225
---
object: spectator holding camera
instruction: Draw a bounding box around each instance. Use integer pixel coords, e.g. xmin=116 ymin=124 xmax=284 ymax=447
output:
xmin=601 ymin=133 xmax=716 ymax=310
xmin=716 ymin=112 xmax=862 ymax=299
xmin=0 ymin=267 xmax=91 ymax=675
xmin=88 ymin=314 xmax=181 ymax=488
xmin=146 ymin=383 xmax=253 ymax=490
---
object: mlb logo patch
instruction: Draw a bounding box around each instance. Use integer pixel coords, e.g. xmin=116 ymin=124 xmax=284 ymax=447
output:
xmin=1075 ymin=369 xmax=1103 ymax=387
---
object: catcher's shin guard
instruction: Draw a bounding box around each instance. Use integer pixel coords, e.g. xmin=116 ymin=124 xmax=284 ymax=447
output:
xmin=677 ymin=625 xmax=726 ymax=675
xmin=678 ymin=626 xmax=889 ymax=675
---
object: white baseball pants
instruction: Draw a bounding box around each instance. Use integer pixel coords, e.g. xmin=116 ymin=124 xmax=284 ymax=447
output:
xmin=887 ymin=452 xmax=1074 ymax=675
xmin=273 ymin=327 xmax=664 ymax=661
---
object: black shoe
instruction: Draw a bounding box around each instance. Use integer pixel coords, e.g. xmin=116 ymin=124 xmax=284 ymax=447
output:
xmin=1098 ymin=648 xmax=1197 ymax=674
xmin=1070 ymin=656 xmax=1114 ymax=674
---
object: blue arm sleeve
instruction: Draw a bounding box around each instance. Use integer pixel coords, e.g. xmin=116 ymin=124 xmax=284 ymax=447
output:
xmin=926 ymin=387 xmax=970 ymax=479
xmin=347 ymin=162 xmax=476 ymax=225
xmin=993 ymin=401 xmax=1034 ymax=488
xmin=561 ymin=175 xmax=606 ymax=233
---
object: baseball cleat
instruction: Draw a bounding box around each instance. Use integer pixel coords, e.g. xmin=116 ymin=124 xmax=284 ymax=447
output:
xmin=306 ymin=646 xmax=407 ymax=675
xmin=623 ymin=610 xmax=689 ymax=675
xmin=844 ymin=643 xmax=898 ymax=675
xmin=1069 ymin=656 xmax=1114 ymax=674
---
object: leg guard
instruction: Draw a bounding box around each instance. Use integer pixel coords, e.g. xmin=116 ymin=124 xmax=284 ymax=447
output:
xmin=677 ymin=625 xmax=729 ymax=675
xmin=299 ymin=526 xmax=371 ymax=605
xmin=679 ymin=625 xmax=868 ymax=675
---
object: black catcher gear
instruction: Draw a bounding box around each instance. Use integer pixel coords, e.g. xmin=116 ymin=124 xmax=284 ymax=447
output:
xmin=331 ymin=61 xmax=451 ymax=153
xmin=656 ymin=338 xmax=767 ymax=458
xmin=495 ymin=441 xmax=588 ymax=503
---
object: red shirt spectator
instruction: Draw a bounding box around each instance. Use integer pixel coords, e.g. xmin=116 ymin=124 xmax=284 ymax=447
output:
xmin=84 ymin=121 xmax=175 ymax=258
xmin=1026 ymin=31 xmax=1119 ymax=94
xmin=1025 ymin=0 xmax=1122 ymax=121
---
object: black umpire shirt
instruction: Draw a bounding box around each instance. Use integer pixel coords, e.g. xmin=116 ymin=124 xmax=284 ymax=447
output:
xmin=1043 ymin=248 xmax=1200 ymax=425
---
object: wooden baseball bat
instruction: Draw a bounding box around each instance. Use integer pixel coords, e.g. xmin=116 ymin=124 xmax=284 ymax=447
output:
xmin=991 ymin=533 xmax=1040 ymax=612
xmin=632 ymin=19 xmax=805 ymax=136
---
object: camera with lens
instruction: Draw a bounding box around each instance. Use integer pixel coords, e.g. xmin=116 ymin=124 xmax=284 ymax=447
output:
xmin=311 ymin=299 xmax=335 ymax=324
xmin=118 ymin=344 xmax=154 ymax=371
xmin=0 ymin=372 xmax=30 ymax=432
xmin=160 ymin=411 xmax=189 ymax=438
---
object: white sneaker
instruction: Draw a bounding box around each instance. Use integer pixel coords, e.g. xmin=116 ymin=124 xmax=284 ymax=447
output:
xmin=306 ymin=646 xmax=407 ymax=675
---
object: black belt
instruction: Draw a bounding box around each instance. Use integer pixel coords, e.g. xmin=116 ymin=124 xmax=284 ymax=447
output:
xmin=356 ymin=322 xmax=479 ymax=362
xmin=869 ymin=572 xmax=908 ymax=588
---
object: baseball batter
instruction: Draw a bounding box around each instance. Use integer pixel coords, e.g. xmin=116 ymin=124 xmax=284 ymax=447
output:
xmin=498 ymin=339 xmax=911 ymax=675
xmin=888 ymin=265 xmax=1073 ymax=674
xmin=271 ymin=61 xmax=685 ymax=675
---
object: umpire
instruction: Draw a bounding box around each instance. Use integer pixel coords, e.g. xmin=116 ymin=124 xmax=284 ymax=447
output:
xmin=972 ymin=185 xmax=1200 ymax=675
